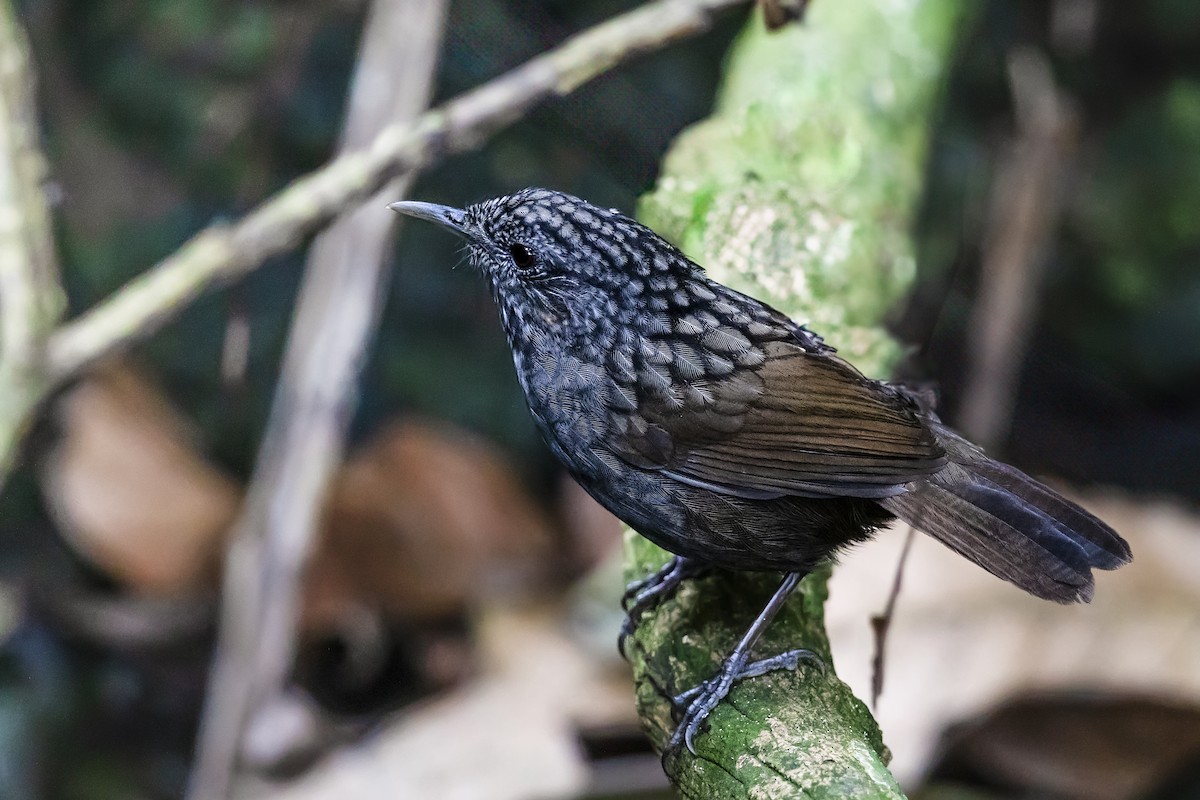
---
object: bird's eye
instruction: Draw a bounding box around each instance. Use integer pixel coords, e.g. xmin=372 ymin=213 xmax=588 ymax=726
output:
xmin=508 ymin=242 xmax=535 ymax=270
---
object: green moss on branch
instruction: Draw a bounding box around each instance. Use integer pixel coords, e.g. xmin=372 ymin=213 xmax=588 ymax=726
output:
xmin=625 ymin=2 xmax=966 ymax=796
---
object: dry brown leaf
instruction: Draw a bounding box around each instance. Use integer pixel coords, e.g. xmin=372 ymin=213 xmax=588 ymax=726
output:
xmin=303 ymin=419 xmax=555 ymax=628
xmin=557 ymin=472 xmax=621 ymax=573
xmin=41 ymin=361 xmax=241 ymax=593
xmin=42 ymin=362 xmax=554 ymax=631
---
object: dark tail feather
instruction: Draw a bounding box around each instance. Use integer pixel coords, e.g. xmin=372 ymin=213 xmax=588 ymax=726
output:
xmin=881 ymin=423 xmax=1132 ymax=604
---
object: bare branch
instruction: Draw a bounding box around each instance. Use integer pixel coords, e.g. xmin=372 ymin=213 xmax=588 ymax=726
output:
xmin=43 ymin=0 xmax=752 ymax=383
xmin=0 ymin=0 xmax=64 ymax=486
xmin=185 ymin=1 xmax=446 ymax=797
xmin=0 ymin=0 xmax=63 ymax=366
xmin=958 ymin=48 xmax=1079 ymax=449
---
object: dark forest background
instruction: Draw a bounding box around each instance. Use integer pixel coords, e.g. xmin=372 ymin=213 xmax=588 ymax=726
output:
xmin=1 ymin=1 xmax=1198 ymax=798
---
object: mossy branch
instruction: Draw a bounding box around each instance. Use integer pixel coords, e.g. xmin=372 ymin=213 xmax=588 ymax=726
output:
xmin=624 ymin=2 xmax=966 ymax=796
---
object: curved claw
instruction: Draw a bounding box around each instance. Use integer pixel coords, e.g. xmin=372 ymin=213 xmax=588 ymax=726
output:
xmin=619 ymin=556 xmax=710 ymax=660
xmin=621 ymin=556 xmax=708 ymax=612
xmin=671 ymin=681 xmax=706 ymax=713
xmin=668 ymin=647 xmax=824 ymax=755
xmin=617 ymin=615 xmax=637 ymax=659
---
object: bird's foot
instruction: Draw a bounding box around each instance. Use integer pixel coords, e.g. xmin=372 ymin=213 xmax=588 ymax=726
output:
xmin=668 ymin=647 xmax=824 ymax=754
xmin=622 ymin=555 xmax=710 ymax=612
xmin=619 ymin=556 xmax=710 ymax=657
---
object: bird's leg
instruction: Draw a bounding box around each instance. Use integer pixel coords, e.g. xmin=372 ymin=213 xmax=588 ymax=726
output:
xmin=668 ymin=571 xmax=823 ymax=754
xmin=619 ymin=556 xmax=710 ymax=657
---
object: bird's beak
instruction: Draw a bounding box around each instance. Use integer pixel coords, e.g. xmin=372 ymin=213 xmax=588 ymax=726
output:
xmin=388 ymin=201 xmax=472 ymax=240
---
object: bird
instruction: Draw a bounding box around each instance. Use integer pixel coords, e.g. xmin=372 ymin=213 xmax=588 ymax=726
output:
xmin=389 ymin=188 xmax=1132 ymax=753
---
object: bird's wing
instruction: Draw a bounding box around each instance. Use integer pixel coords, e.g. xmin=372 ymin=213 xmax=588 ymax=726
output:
xmin=607 ymin=340 xmax=947 ymax=500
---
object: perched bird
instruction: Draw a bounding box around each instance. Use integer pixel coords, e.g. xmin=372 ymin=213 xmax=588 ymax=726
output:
xmin=389 ymin=188 xmax=1131 ymax=752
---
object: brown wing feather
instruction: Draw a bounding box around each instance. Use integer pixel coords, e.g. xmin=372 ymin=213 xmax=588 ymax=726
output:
xmin=608 ymin=340 xmax=946 ymax=499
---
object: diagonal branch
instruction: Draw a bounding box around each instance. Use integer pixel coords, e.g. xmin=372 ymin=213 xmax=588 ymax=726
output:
xmin=42 ymin=0 xmax=752 ymax=384
xmin=185 ymin=1 xmax=447 ymax=797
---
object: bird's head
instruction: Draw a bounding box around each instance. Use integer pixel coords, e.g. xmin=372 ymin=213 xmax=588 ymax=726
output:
xmin=390 ymin=188 xmax=704 ymax=353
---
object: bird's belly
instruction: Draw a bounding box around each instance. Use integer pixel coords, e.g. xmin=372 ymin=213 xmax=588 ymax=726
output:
xmin=515 ymin=351 xmax=889 ymax=572
xmin=571 ymin=459 xmax=884 ymax=573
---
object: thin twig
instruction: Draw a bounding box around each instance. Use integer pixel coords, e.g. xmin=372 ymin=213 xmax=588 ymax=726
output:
xmin=42 ymin=0 xmax=752 ymax=384
xmin=0 ymin=0 xmax=62 ymax=367
xmin=958 ymin=48 xmax=1078 ymax=449
xmin=870 ymin=524 xmax=915 ymax=709
xmin=185 ymin=1 xmax=446 ymax=798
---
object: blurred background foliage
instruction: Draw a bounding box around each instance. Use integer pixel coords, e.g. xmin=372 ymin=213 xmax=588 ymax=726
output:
xmin=906 ymin=1 xmax=1200 ymax=498
xmin=0 ymin=0 xmax=1198 ymax=798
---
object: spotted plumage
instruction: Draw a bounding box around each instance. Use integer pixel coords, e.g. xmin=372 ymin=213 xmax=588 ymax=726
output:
xmin=390 ymin=188 xmax=1131 ymax=753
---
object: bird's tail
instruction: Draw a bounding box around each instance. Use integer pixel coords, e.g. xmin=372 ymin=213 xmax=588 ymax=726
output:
xmin=880 ymin=421 xmax=1131 ymax=603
